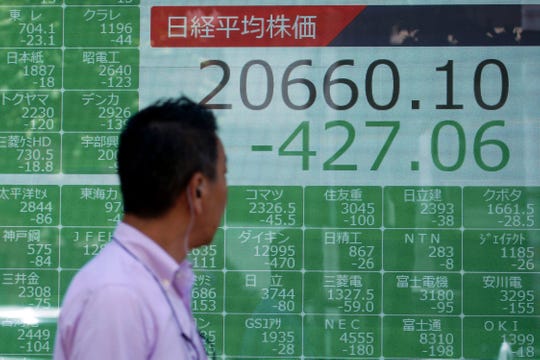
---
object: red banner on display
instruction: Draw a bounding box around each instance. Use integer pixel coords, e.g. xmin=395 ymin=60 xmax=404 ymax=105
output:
xmin=151 ymin=6 xmax=366 ymax=47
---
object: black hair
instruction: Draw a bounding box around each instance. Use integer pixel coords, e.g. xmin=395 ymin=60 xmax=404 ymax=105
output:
xmin=117 ymin=96 xmax=218 ymax=218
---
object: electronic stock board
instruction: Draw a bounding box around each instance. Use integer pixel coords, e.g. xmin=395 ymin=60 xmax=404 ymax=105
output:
xmin=0 ymin=1 xmax=539 ymax=359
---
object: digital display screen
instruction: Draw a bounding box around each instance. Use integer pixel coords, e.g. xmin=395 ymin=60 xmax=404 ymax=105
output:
xmin=0 ymin=1 xmax=539 ymax=359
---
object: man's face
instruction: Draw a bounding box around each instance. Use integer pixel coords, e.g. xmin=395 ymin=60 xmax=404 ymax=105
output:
xmin=195 ymin=138 xmax=227 ymax=248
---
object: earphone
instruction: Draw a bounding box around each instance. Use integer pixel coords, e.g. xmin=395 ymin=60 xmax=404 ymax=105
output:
xmin=184 ymin=184 xmax=202 ymax=255
xmin=183 ymin=186 xmax=195 ymax=255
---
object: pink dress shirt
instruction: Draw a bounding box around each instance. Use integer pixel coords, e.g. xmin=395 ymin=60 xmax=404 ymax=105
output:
xmin=54 ymin=222 xmax=207 ymax=359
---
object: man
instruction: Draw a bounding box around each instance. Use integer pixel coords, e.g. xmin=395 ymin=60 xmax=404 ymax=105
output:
xmin=54 ymin=96 xmax=227 ymax=359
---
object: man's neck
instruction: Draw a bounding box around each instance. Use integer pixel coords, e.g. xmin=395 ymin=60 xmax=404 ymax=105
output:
xmin=122 ymin=212 xmax=190 ymax=262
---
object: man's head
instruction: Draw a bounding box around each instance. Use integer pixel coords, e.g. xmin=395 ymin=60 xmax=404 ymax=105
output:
xmin=117 ymin=96 xmax=227 ymax=241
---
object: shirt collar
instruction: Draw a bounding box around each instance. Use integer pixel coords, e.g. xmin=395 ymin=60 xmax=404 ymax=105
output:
xmin=113 ymin=222 xmax=195 ymax=306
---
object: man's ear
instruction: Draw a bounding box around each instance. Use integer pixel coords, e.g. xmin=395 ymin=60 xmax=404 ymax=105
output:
xmin=186 ymin=172 xmax=205 ymax=214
